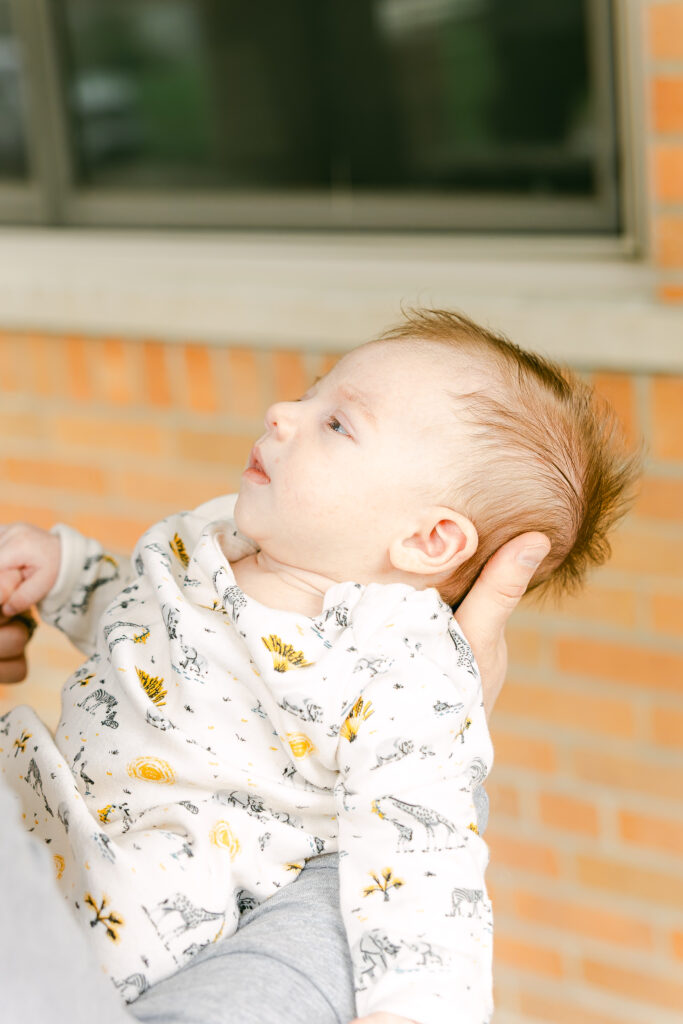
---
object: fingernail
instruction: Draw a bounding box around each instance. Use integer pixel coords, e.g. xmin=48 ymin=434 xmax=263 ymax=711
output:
xmin=517 ymin=545 xmax=550 ymax=569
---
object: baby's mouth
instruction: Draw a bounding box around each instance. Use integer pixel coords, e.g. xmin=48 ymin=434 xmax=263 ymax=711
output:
xmin=244 ymin=445 xmax=270 ymax=483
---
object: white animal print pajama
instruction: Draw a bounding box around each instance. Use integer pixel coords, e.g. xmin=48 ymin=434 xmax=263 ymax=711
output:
xmin=0 ymin=495 xmax=494 ymax=1024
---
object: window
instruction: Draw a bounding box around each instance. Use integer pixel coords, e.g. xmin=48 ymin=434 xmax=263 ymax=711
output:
xmin=1 ymin=0 xmax=622 ymax=232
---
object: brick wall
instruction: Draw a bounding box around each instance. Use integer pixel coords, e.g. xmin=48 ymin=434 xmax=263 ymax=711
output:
xmin=0 ymin=3 xmax=681 ymax=1021
xmin=651 ymin=1 xmax=683 ymax=300
xmin=0 ymin=332 xmax=681 ymax=1023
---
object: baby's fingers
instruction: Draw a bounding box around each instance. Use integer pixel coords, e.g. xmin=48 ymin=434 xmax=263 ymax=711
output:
xmin=0 ymin=568 xmax=22 ymax=607
xmin=2 ymin=570 xmax=50 ymax=616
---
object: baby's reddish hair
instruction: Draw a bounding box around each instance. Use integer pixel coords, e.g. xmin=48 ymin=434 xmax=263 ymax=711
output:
xmin=372 ymin=308 xmax=642 ymax=608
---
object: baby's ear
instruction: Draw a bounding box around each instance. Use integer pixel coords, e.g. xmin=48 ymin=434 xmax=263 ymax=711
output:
xmin=389 ymin=508 xmax=478 ymax=577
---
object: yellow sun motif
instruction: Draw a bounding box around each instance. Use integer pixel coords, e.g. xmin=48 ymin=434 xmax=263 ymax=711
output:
xmin=169 ymin=533 xmax=190 ymax=567
xmin=98 ymin=804 xmax=113 ymax=823
xmin=136 ymin=667 xmax=167 ymax=707
xmin=133 ymin=629 xmax=150 ymax=645
xmin=54 ymin=854 xmax=65 ymax=880
xmin=261 ymin=634 xmax=313 ymax=672
xmin=127 ymin=756 xmax=175 ymax=784
xmin=340 ymin=697 xmax=374 ymax=742
xmin=209 ymin=821 xmax=240 ymax=860
xmin=468 ymin=822 xmax=479 ymax=835
xmin=285 ymin=862 xmax=304 ymax=873
xmin=286 ymin=732 xmax=316 ymax=759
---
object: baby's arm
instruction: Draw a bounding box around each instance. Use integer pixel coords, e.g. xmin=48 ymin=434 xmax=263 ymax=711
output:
xmin=335 ymin=624 xmax=493 ymax=1024
xmin=0 ymin=521 xmax=136 ymax=657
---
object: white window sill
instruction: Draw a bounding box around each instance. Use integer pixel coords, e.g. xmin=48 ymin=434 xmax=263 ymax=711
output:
xmin=0 ymin=228 xmax=680 ymax=373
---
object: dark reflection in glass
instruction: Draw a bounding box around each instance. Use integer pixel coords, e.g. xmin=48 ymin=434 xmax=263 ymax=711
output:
xmin=0 ymin=0 xmax=29 ymax=180
xmin=58 ymin=0 xmax=617 ymax=220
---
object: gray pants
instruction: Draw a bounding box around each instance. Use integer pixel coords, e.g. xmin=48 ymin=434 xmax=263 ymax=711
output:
xmin=0 ymin=781 xmax=356 ymax=1024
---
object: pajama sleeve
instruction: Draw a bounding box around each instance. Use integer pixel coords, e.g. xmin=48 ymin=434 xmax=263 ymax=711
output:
xmin=37 ymin=525 xmax=137 ymax=656
xmin=334 ymin=627 xmax=494 ymax=1024
xmin=38 ymin=493 xmax=243 ymax=657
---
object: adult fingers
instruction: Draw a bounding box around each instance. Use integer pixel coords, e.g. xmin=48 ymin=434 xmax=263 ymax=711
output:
xmin=456 ymin=532 xmax=551 ymax=640
xmin=455 ymin=532 xmax=550 ymax=718
xmin=0 ymin=617 xmax=32 ymax=683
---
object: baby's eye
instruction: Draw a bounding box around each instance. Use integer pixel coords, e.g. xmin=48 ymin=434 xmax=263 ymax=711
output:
xmin=326 ymin=416 xmax=350 ymax=437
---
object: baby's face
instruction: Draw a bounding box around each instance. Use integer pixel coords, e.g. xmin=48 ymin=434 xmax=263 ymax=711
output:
xmin=234 ymin=341 xmax=463 ymax=585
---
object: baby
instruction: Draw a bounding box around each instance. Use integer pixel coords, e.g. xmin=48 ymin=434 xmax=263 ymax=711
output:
xmin=0 ymin=309 xmax=639 ymax=1024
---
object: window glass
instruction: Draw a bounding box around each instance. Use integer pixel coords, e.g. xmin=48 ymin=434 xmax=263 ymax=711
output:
xmin=57 ymin=0 xmax=619 ymax=229
xmin=0 ymin=0 xmax=29 ymax=180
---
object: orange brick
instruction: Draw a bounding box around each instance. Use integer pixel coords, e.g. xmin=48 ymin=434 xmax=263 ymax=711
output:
xmin=0 ymin=410 xmax=47 ymax=442
xmin=0 ymin=502 xmax=57 ymax=529
xmin=2 ymin=457 xmax=107 ymax=495
xmin=607 ymin=524 xmax=683 ymax=579
xmin=28 ymin=335 xmax=60 ymax=397
xmin=555 ymin=636 xmax=683 ymax=694
xmin=619 ymin=809 xmax=683 ymax=857
xmin=554 ymin=584 xmax=637 ymax=629
xmin=174 ymin=429 xmax=252 ymax=466
xmin=506 ymin=626 xmax=541 ymax=666
xmin=655 ymin=216 xmax=683 ymax=267
xmin=184 ymin=345 xmax=217 ymax=414
xmin=99 ymin=338 xmax=132 ymax=405
xmin=514 ymin=889 xmax=653 ymax=949
xmin=487 ymin=781 xmax=520 ymax=818
xmin=652 ymin=377 xmax=683 ymax=460
xmin=0 ymin=334 xmax=21 ymax=392
xmin=650 ymin=3 xmax=683 ymax=61
xmin=538 ymin=791 xmax=599 ymax=837
xmin=487 ymin=830 xmax=560 ymax=877
xmin=496 ymin=680 xmax=635 ymax=738
xmin=518 ymin=990 xmax=625 ymax=1024
xmin=65 ymin=336 xmax=91 ymax=401
xmin=658 ymin=282 xmax=683 ymax=302
xmin=489 ymin=728 xmax=557 ymax=773
xmin=635 ymin=475 xmax=683 ymax=521
xmin=651 ymin=591 xmax=683 ymax=635
xmin=577 ymin=853 xmax=683 ymax=909
xmin=655 ymin=145 xmax=683 ymax=202
xmin=273 ymin=351 xmax=308 ymax=400
xmin=653 ymin=77 xmax=683 ymax=133
xmin=494 ymin=934 xmax=563 ymax=978
xmin=69 ymin=512 xmax=152 ymax=553
xmin=591 ymin=372 xmax=639 ymax=449
xmin=142 ymin=341 xmax=172 ymax=408
xmin=572 ymin=746 xmax=683 ymax=802
xmin=118 ymin=469 xmax=222 ymax=507
xmin=583 ymin=957 xmax=683 ymax=1013
xmin=224 ymin=347 xmax=266 ymax=419
xmin=652 ymin=704 xmax=683 ymax=745
xmin=54 ymin=415 xmax=163 ymax=456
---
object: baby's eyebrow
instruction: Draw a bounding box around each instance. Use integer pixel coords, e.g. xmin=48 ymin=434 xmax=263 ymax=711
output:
xmin=337 ymin=385 xmax=378 ymax=426
xmin=308 ymin=375 xmax=378 ymax=427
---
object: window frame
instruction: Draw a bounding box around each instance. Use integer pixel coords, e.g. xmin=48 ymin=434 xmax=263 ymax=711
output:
xmin=0 ymin=0 xmax=644 ymax=249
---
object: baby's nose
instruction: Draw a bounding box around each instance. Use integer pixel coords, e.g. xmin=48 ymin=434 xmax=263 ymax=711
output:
xmin=264 ymin=400 xmax=298 ymax=435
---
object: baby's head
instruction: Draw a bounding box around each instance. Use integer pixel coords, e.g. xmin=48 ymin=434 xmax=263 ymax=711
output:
xmin=236 ymin=308 xmax=641 ymax=608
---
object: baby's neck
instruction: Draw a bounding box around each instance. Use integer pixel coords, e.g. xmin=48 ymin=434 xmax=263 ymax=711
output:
xmin=229 ymin=551 xmax=330 ymax=617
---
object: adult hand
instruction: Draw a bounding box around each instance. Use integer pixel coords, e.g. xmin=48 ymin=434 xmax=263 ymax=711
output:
xmin=455 ymin=532 xmax=551 ymax=719
xmin=0 ymin=612 xmax=35 ymax=684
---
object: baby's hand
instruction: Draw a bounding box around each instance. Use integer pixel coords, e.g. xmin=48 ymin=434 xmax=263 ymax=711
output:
xmin=0 ymin=523 xmax=62 ymax=616
xmin=351 ymin=1015 xmax=417 ymax=1024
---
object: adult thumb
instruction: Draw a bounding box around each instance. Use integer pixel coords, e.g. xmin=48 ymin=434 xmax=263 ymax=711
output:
xmin=456 ymin=533 xmax=551 ymax=638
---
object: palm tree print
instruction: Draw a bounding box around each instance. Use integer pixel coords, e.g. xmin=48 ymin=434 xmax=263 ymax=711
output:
xmin=363 ymin=867 xmax=405 ymax=902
